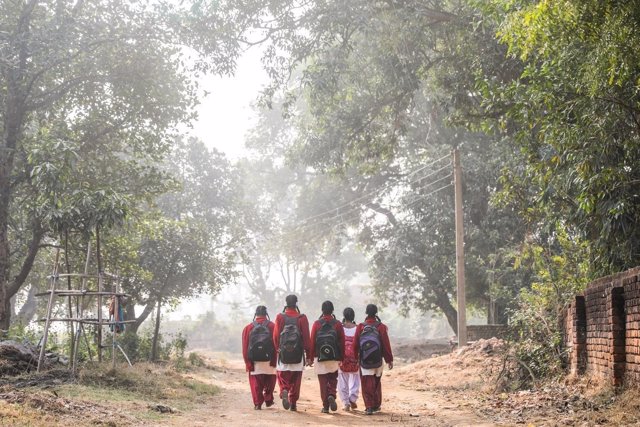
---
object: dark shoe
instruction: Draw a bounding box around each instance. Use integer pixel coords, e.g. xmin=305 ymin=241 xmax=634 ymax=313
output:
xmin=290 ymin=404 xmax=297 ymax=411
xmin=365 ymin=408 xmax=374 ymax=415
xmin=328 ymin=395 xmax=337 ymax=412
xmin=254 ymin=404 xmax=262 ymax=410
xmin=265 ymin=400 xmax=274 ymax=408
xmin=350 ymin=400 xmax=358 ymax=409
xmin=321 ymin=407 xmax=329 ymax=413
xmin=282 ymin=390 xmax=290 ymax=410
xmin=373 ymin=406 xmax=381 ymax=412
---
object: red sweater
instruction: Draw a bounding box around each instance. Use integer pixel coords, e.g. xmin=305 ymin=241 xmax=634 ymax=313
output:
xmin=272 ymin=308 xmax=312 ymax=361
xmin=309 ymin=314 xmax=346 ymax=361
xmin=242 ymin=316 xmax=277 ymax=370
xmin=353 ymin=317 xmax=393 ymax=364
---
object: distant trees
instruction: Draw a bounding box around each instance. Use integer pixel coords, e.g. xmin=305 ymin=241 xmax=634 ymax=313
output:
xmin=237 ymin=117 xmax=366 ymax=312
xmin=223 ymin=0 xmax=640 ymax=327
xmin=99 ymin=138 xmax=244 ymax=358
xmin=222 ymin=0 xmax=529 ymax=329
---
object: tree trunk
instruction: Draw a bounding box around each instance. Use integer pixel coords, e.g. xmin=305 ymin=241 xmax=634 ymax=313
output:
xmin=150 ymin=299 xmax=162 ymax=361
xmin=0 ymin=148 xmax=14 ymax=331
xmin=15 ymin=285 xmax=38 ymax=325
xmin=434 ymin=287 xmax=458 ymax=335
xmin=127 ymin=300 xmax=155 ymax=335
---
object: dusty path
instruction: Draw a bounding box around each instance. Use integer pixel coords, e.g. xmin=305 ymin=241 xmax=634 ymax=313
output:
xmin=160 ymin=357 xmax=495 ymax=427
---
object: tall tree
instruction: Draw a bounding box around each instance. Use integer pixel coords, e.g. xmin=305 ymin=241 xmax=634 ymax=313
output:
xmin=0 ymin=0 xmax=243 ymax=328
xmin=104 ymin=138 xmax=243 ymax=337
xmin=479 ymin=0 xmax=640 ymax=274
xmin=227 ymin=0 xmax=529 ymax=328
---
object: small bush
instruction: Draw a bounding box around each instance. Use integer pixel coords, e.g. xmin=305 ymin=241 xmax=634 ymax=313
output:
xmin=187 ymin=352 xmax=206 ymax=367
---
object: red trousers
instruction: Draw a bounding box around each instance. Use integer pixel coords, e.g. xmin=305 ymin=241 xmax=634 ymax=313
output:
xmin=248 ymin=374 xmax=277 ymax=406
xmin=317 ymin=372 xmax=338 ymax=408
xmin=360 ymin=374 xmax=382 ymax=409
xmin=276 ymin=370 xmax=303 ymax=404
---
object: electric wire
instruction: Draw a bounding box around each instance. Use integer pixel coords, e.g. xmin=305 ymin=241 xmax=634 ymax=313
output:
xmin=287 ymin=170 xmax=451 ymax=236
xmin=290 ymin=159 xmax=452 ymax=233
xmin=282 ymin=171 xmax=454 ymax=242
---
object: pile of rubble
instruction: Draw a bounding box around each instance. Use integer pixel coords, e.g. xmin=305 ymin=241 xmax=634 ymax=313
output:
xmin=0 ymin=340 xmax=69 ymax=376
xmin=454 ymin=337 xmax=506 ymax=358
xmin=0 ymin=388 xmax=132 ymax=425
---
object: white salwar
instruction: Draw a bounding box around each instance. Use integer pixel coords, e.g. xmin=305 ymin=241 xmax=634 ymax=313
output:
xmin=337 ymin=326 xmax=360 ymax=406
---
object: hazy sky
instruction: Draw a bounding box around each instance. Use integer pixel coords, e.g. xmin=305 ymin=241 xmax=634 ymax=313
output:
xmin=168 ymin=47 xmax=268 ymax=320
xmin=191 ymin=46 xmax=269 ymax=158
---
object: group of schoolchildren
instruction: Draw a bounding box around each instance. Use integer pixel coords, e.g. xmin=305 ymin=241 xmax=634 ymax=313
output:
xmin=241 ymin=294 xmax=393 ymax=415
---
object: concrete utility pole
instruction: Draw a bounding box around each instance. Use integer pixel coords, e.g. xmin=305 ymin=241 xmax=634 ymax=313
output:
xmin=453 ymin=148 xmax=467 ymax=347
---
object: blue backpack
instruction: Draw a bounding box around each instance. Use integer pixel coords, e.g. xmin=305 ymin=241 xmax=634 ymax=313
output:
xmin=359 ymin=322 xmax=382 ymax=369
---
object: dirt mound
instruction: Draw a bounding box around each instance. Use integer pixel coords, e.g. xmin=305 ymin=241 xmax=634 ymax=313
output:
xmin=455 ymin=338 xmax=506 ymax=358
xmin=0 ymin=340 xmax=70 ymax=376
xmin=0 ymin=368 xmax=74 ymax=388
xmin=393 ymin=338 xmax=452 ymax=363
xmin=395 ymin=338 xmax=506 ymax=392
xmin=0 ymin=387 xmax=133 ymax=426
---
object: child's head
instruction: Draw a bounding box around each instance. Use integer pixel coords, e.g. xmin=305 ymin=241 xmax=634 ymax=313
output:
xmin=365 ymin=304 xmax=378 ymax=318
xmin=321 ymin=300 xmax=334 ymax=316
xmin=343 ymin=307 xmax=355 ymax=323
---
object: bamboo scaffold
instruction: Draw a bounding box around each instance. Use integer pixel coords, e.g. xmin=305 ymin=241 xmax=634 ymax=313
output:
xmin=36 ymin=239 xmax=133 ymax=372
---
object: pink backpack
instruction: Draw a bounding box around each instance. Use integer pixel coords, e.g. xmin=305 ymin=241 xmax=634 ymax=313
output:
xmin=339 ymin=334 xmax=359 ymax=372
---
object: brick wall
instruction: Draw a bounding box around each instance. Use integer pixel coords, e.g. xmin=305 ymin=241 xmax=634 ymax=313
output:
xmin=624 ymin=272 xmax=640 ymax=384
xmin=563 ymin=266 xmax=640 ymax=386
xmin=562 ymin=296 xmax=586 ymax=375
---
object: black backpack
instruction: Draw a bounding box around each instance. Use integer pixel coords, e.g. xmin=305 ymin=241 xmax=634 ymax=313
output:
xmin=316 ymin=318 xmax=341 ymax=362
xmin=248 ymin=320 xmax=275 ymax=362
xmin=279 ymin=315 xmax=304 ymax=364
xmin=359 ymin=322 xmax=383 ymax=369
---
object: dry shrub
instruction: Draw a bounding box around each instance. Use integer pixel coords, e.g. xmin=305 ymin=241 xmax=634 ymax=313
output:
xmin=77 ymin=361 xmax=218 ymax=401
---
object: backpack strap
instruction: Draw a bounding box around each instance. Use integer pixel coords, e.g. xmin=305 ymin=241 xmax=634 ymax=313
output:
xmin=320 ymin=318 xmax=337 ymax=326
xmin=284 ymin=314 xmax=300 ymax=326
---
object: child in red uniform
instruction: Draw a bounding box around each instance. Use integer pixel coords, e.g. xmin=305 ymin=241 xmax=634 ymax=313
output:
xmin=338 ymin=307 xmax=360 ymax=411
xmin=242 ymin=305 xmax=277 ymax=410
xmin=310 ymin=300 xmax=345 ymax=413
xmin=353 ymin=304 xmax=393 ymax=415
xmin=272 ymin=294 xmax=312 ymax=411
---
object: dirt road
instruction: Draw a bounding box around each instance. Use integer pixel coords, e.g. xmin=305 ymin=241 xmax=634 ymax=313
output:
xmin=161 ymin=357 xmax=495 ymax=427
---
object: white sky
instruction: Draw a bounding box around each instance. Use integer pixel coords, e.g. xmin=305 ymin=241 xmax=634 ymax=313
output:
xmin=191 ymin=46 xmax=269 ymax=158
xmin=168 ymin=47 xmax=269 ymax=321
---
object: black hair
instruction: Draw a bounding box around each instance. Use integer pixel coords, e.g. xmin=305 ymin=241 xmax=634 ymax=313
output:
xmin=365 ymin=304 xmax=381 ymax=322
xmin=320 ymin=300 xmax=334 ymax=317
xmin=254 ymin=305 xmax=269 ymax=320
xmin=342 ymin=307 xmax=355 ymax=323
xmin=283 ymin=294 xmax=300 ymax=313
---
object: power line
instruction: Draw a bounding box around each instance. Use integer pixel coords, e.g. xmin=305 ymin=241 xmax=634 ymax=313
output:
xmin=289 ymin=168 xmax=451 ymax=235
xmin=291 ymin=156 xmax=452 ymax=231
xmin=405 ymin=183 xmax=454 ymax=209
xmin=282 ymin=172 xmax=454 ymax=241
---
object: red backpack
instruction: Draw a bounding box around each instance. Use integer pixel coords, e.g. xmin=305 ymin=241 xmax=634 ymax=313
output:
xmin=339 ymin=333 xmax=359 ymax=372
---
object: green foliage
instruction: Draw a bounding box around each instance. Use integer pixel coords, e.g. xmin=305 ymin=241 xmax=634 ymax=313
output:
xmin=480 ymin=0 xmax=640 ymax=274
xmin=0 ymin=0 xmax=247 ymax=328
xmin=506 ymin=224 xmax=590 ymax=386
xmin=5 ymin=322 xmax=39 ymax=344
xmin=117 ymin=329 xmax=187 ymax=363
